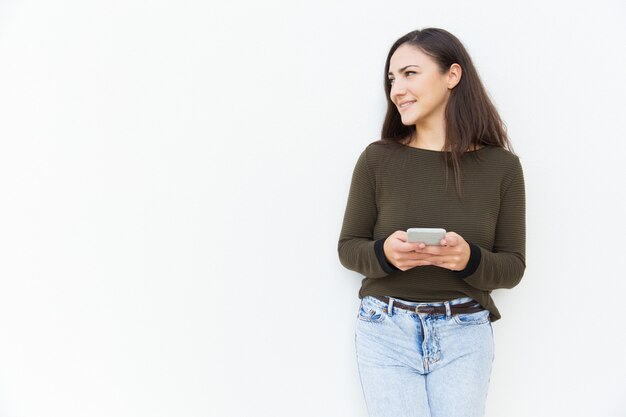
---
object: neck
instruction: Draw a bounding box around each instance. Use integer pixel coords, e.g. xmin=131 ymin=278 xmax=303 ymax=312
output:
xmin=410 ymin=117 xmax=446 ymax=151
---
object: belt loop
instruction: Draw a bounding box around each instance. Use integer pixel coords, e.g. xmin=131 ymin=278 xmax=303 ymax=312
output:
xmin=444 ymin=301 xmax=451 ymax=320
xmin=387 ymin=297 xmax=394 ymax=317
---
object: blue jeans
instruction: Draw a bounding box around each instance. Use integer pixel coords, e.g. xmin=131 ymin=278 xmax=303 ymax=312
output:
xmin=355 ymin=295 xmax=495 ymax=417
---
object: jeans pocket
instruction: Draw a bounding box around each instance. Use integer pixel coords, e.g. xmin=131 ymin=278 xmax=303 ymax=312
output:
xmin=357 ymin=297 xmax=387 ymax=323
xmin=453 ymin=309 xmax=489 ymax=326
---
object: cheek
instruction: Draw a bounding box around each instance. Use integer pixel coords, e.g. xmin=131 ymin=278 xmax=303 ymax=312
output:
xmin=418 ymin=78 xmax=447 ymax=100
xmin=423 ymin=86 xmax=448 ymax=107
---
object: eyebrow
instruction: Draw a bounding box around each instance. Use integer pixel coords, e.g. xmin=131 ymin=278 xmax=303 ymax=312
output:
xmin=388 ymin=65 xmax=420 ymax=77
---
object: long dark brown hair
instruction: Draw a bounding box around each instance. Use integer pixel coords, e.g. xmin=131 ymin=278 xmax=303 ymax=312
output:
xmin=380 ymin=28 xmax=516 ymax=199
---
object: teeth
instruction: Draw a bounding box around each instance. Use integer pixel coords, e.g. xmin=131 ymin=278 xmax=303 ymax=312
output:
xmin=400 ymin=101 xmax=415 ymax=108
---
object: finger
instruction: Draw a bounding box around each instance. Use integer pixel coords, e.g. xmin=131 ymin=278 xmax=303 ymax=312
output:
xmin=406 ymin=253 xmax=456 ymax=268
xmin=414 ymin=245 xmax=445 ymax=255
xmin=407 ymin=252 xmax=433 ymax=261
xmin=428 ymin=254 xmax=465 ymax=270
xmin=400 ymin=253 xmax=435 ymax=269
xmin=398 ymin=243 xmax=421 ymax=253
xmin=398 ymin=230 xmax=409 ymax=242
xmin=418 ymin=254 xmax=452 ymax=266
xmin=429 ymin=257 xmax=448 ymax=266
xmin=399 ymin=240 xmax=427 ymax=253
xmin=432 ymin=261 xmax=454 ymax=270
xmin=405 ymin=259 xmax=433 ymax=267
xmin=408 ymin=257 xmax=452 ymax=268
xmin=394 ymin=232 xmax=417 ymax=249
xmin=442 ymin=231 xmax=462 ymax=247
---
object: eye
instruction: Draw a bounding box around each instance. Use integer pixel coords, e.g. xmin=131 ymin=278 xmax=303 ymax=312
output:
xmin=388 ymin=71 xmax=416 ymax=85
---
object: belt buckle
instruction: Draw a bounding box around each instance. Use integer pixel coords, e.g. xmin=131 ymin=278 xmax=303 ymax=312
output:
xmin=416 ymin=306 xmax=434 ymax=314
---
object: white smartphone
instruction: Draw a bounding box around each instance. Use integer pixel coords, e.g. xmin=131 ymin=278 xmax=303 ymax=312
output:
xmin=407 ymin=228 xmax=447 ymax=245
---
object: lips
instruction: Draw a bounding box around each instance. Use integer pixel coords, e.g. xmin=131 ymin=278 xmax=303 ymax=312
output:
xmin=399 ymin=100 xmax=416 ymax=111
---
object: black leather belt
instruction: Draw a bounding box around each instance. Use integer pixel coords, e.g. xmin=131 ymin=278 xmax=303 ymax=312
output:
xmin=371 ymin=295 xmax=486 ymax=315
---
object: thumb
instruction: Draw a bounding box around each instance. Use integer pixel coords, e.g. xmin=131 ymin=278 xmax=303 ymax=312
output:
xmin=441 ymin=231 xmax=460 ymax=246
xmin=396 ymin=230 xmax=409 ymax=242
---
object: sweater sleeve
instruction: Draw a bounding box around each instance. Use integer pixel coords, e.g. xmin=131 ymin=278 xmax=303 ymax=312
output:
xmin=453 ymin=157 xmax=526 ymax=290
xmin=337 ymin=147 xmax=391 ymax=279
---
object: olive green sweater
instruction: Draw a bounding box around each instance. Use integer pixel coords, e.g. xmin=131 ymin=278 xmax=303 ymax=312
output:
xmin=337 ymin=140 xmax=526 ymax=322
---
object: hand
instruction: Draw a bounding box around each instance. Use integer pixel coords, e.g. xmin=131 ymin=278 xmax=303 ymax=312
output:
xmin=411 ymin=231 xmax=471 ymax=271
xmin=382 ymin=230 xmax=429 ymax=271
xmin=383 ymin=230 xmax=444 ymax=271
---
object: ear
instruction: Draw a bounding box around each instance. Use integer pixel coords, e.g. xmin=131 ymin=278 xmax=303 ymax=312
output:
xmin=447 ymin=63 xmax=462 ymax=89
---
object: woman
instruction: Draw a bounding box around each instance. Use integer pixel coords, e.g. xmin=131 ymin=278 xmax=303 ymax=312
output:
xmin=337 ymin=28 xmax=526 ymax=417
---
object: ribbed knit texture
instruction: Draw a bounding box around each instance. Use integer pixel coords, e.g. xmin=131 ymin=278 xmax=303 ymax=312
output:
xmin=337 ymin=140 xmax=526 ymax=322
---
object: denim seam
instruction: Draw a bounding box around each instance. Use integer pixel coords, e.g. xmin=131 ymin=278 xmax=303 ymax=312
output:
xmin=453 ymin=311 xmax=490 ymax=326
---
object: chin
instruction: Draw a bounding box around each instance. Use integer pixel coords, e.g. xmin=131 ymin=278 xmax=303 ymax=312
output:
xmin=401 ymin=116 xmax=418 ymax=125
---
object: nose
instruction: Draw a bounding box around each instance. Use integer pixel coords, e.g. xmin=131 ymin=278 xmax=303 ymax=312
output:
xmin=390 ymin=81 xmax=406 ymax=103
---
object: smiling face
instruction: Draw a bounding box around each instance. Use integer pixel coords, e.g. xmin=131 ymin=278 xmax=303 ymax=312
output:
xmin=388 ymin=44 xmax=460 ymax=129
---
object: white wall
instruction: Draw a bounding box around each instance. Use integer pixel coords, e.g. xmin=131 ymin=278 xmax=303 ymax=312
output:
xmin=0 ymin=0 xmax=625 ymax=416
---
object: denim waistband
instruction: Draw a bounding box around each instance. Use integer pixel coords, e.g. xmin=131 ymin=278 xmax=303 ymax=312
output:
xmin=363 ymin=295 xmax=479 ymax=317
xmin=365 ymin=295 xmax=476 ymax=308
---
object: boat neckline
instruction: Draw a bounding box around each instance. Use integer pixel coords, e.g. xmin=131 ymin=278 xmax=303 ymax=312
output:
xmin=401 ymin=144 xmax=489 ymax=154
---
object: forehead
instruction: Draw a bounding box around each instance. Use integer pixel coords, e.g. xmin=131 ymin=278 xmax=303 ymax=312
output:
xmin=389 ymin=45 xmax=434 ymax=73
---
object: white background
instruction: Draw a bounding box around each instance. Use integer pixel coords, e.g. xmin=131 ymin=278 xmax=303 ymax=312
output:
xmin=1 ymin=0 xmax=625 ymax=416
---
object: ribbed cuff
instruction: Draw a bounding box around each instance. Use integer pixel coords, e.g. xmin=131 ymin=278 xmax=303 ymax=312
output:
xmin=374 ymin=238 xmax=400 ymax=274
xmin=453 ymin=242 xmax=482 ymax=279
